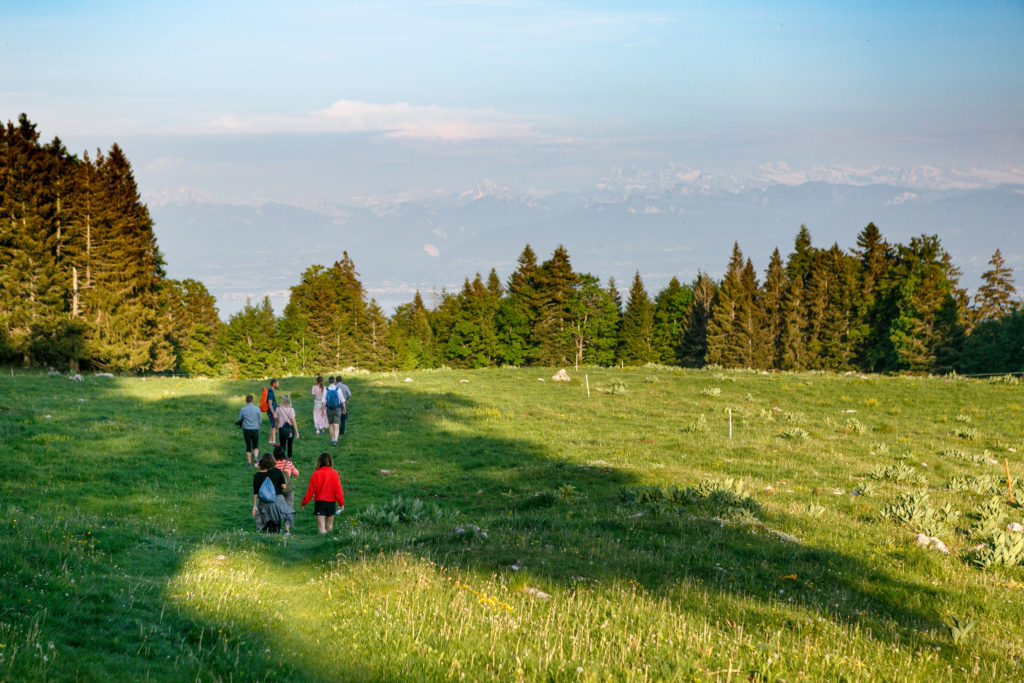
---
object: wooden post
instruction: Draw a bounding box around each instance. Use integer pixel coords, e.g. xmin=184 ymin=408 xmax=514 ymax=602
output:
xmin=72 ymin=267 xmax=79 ymax=317
xmin=728 ymin=408 xmax=733 ymax=439
xmin=585 ymin=374 xmax=590 ymax=398
xmin=1006 ymin=458 xmax=1015 ymax=504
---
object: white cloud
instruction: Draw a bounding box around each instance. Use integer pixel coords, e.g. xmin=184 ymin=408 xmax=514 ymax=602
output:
xmin=432 ymin=227 xmax=448 ymax=239
xmin=423 ymin=244 xmax=440 ymax=257
xmin=205 ymin=99 xmax=547 ymax=141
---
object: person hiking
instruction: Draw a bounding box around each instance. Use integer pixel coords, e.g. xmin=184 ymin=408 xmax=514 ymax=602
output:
xmin=301 ymin=452 xmax=344 ymax=534
xmin=237 ymin=394 xmax=262 ymax=467
xmin=263 ymin=378 xmax=280 ymax=445
xmin=324 ymin=376 xmax=346 ymax=446
xmin=336 ymin=375 xmax=353 ymax=437
xmin=275 ymin=393 xmax=300 ymax=460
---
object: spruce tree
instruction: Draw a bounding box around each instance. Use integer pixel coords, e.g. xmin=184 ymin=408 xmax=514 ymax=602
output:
xmin=618 ymin=271 xmax=657 ymax=365
xmin=652 ymin=276 xmax=694 ymax=365
xmin=680 ymin=272 xmax=716 ymax=367
xmin=530 ymin=245 xmax=577 ymax=365
xmin=973 ymin=249 xmax=1018 ymax=323
xmin=220 ymin=297 xmax=279 ymax=378
xmin=706 ymin=243 xmax=748 ymax=367
xmin=761 ymin=249 xmax=787 ymax=369
xmin=496 ymin=244 xmax=539 ymax=365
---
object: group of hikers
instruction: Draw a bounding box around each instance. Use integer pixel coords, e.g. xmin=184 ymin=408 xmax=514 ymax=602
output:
xmin=237 ymin=375 xmax=351 ymax=534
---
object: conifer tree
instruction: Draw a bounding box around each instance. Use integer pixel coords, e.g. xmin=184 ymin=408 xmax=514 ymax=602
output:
xmin=220 ymin=297 xmax=279 ymax=378
xmin=652 ymin=276 xmax=694 ymax=365
xmin=496 ymin=244 xmax=539 ymax=365
xmin=530 ymin=245 xmax=577 ymax=365
xmin=680 ymin=272 xmax=716 ymax=367
xmin=618 ymin=271 xmax=657 ymax=365
xmin=706 ymin=243 xmax=755 ymax=367
xmin=163 ymin=278 xmax=222 ymax=375
xmin=761 ymin=248 xmax=787 ymax=368
xmin=973 ymin=249 xmax=1018 ymax=323
xmin=851 ymin=223 xmax=894 ymax=369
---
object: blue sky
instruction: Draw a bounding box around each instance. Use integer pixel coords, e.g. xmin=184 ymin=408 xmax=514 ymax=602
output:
xmin=4 ymin=1 xmax=1021 ymax=197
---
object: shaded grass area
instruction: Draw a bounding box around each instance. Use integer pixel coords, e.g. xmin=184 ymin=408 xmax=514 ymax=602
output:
xmin=1 ymin=368 xmax=1023 ymax=680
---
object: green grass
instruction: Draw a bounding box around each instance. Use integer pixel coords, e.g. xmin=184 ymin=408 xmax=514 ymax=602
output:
xmin=2 ymin=367 xmax=1024 ymax=681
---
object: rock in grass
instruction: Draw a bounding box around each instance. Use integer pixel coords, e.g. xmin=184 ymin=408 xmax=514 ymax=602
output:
xmin=552 ymin=369 xmax=571 ymax=382
xmin=404 ymin=377 xmax=414 ymax=383
xmin=68 ymin=373 xmax=83 ymax=381
xmin=1007 ymin=522 xmax=1024 ymax=533
xmin=523 ymin=586 xmax=551 ymax=600
xmin=915 ymin=534 xmax=950 ymax=554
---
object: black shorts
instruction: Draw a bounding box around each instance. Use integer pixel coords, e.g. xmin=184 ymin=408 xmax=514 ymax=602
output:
xmin=243 ymin=429 xmax=259 ymax=451
xmin=314 ymin=500 xmax=338 ymax=516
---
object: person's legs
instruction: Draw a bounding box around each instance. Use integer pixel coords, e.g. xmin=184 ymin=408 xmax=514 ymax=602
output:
xmin=268 ymin=412 xmax=277 ymax=444
xmin=316 ymin=514 xmax=327 ymax=534
xmin=339 ymin=409 xmax=348 ymax=436
xmin=325 ymin=513 xmax=335 ymax=532
xmin=284 ymin=434 xmax=293 ymax=459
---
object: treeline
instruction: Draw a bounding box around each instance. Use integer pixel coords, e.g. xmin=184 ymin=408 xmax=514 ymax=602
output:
xmin=0 ymin=115 xmax=220 ymax=373
xmin=2 ymin=115 xmax=1021 ymax=376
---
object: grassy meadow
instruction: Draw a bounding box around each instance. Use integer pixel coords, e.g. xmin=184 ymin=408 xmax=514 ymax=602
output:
xmin=1 ymin=366 xmax=1024 ymax=681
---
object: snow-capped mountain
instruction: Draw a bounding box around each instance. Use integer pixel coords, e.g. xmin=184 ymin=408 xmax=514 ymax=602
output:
xmin=147 ymin=172 xmax=1024 ymax=318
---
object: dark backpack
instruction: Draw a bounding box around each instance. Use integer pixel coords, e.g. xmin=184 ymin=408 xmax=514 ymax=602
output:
xmin=325 ymin=387 xmax=341 ymax=409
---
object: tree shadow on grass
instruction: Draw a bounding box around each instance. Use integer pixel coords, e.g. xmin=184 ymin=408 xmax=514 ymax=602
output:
xmin=0 ymin=373 xmax=973 ymax=679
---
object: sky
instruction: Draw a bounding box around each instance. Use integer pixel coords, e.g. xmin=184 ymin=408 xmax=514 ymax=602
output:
xmin=2 ymin=0 xmax=1023 ymax=310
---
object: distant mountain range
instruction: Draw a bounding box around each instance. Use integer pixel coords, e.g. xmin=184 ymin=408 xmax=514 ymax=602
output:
xmin=148 ymin=177 xmax=1024 ymax=318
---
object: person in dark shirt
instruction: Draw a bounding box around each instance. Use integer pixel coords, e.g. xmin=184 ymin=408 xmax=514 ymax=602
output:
xmin=252 ymin=453 xmax=285 ymax=532
xmin=266 ymin=378 xmax=280 ymax=445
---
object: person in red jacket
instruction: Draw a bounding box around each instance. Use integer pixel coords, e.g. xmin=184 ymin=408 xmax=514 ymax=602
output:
xmin=301 ymin=451 xmax=344 ymax=534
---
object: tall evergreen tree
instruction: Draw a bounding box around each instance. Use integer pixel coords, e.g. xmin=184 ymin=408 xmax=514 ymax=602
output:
xmin=706 ymin=243 xmax=762 ymax=367
xmin=220 ymin=297 xmax=279 ymax=378
xmin=496 ymin=244 xmax=539 ymax=365
xmin=761 ymin=248 xmax=787 ymax=369
xmin=680 ymin=271 xmax=716 ymax=367
xmin=652 ymin=276 xmax=694 ymax=365
xmin=530 ymin=245 xmax=577 ymax=365
xmin=618 ymin=271 xmax=657 ymax=365
xmin=973 ymin=249 xmax=1018 ymax=323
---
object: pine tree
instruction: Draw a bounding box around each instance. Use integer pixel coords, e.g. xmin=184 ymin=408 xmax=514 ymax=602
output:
xmin=652 ymin=277 xmax=694 ymax=365
xmin=973 ymin=249 xmax=1018 ymax=323
xmin=881 ymin=235 xmax=965 ymax=372
xmin=761 ymin=248 xmax=787 ymax=368
xmin=163 ymin=278 xmax=222 ymax=375
xmin=220 ymin=297 xmax=279 ymax=378
xmin=680 ymin=272 xmax=716 ymax=367
xmin=706 ymin=243 xmax=750 ymax=367
xmin=618 ymin=271 xmax=657 ymax=365
xmin=851 ymin=223 xmax=894 ymax=370
xmin=531 ymin=245 xmax=577 ymax=365
xmin=496 ymin=245 xmax=539 ymax=365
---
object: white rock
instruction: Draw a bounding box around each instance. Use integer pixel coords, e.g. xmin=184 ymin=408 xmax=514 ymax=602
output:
xmin=68 ymin=374 xmax=83 ymax=382
xmin=458 ymin=379 xmax=469 ymax=383
xmin=915 ymin=534 xmax=949 ymax=553
xmin=95 ymin=372 xmax=114 ymax=378
xmin=552 ymin=369 xmax=571 ymax=382
xmin=537 ymin=378 xmax=545 ymax=382
xmin=968 ymin=543 xmax=988 ymax=553
xmin=842 ymin=409 xmax=857 ymax=414
xmin=378 ymin=469 xmax=395 ymax=476
xmin=523 ymin=586 xmax=551 ymax=600
xmin=403 ymin=377 xmax=414 ymax=383
xmin=1007 ymin=522 xmax=1024 ymax=533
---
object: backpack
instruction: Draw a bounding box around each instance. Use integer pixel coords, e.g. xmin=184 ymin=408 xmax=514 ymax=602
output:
xmin=325 ymin=386 xmax=341 ymax=409
xmin=259 ymin=387 xmax=269 ymax=412
xmin=258 ymin=476 xmax=277 ymax=503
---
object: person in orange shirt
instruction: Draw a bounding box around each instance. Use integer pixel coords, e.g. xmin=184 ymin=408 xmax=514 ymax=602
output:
xmin=301 ymin=452 xmax=344 ymax=534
